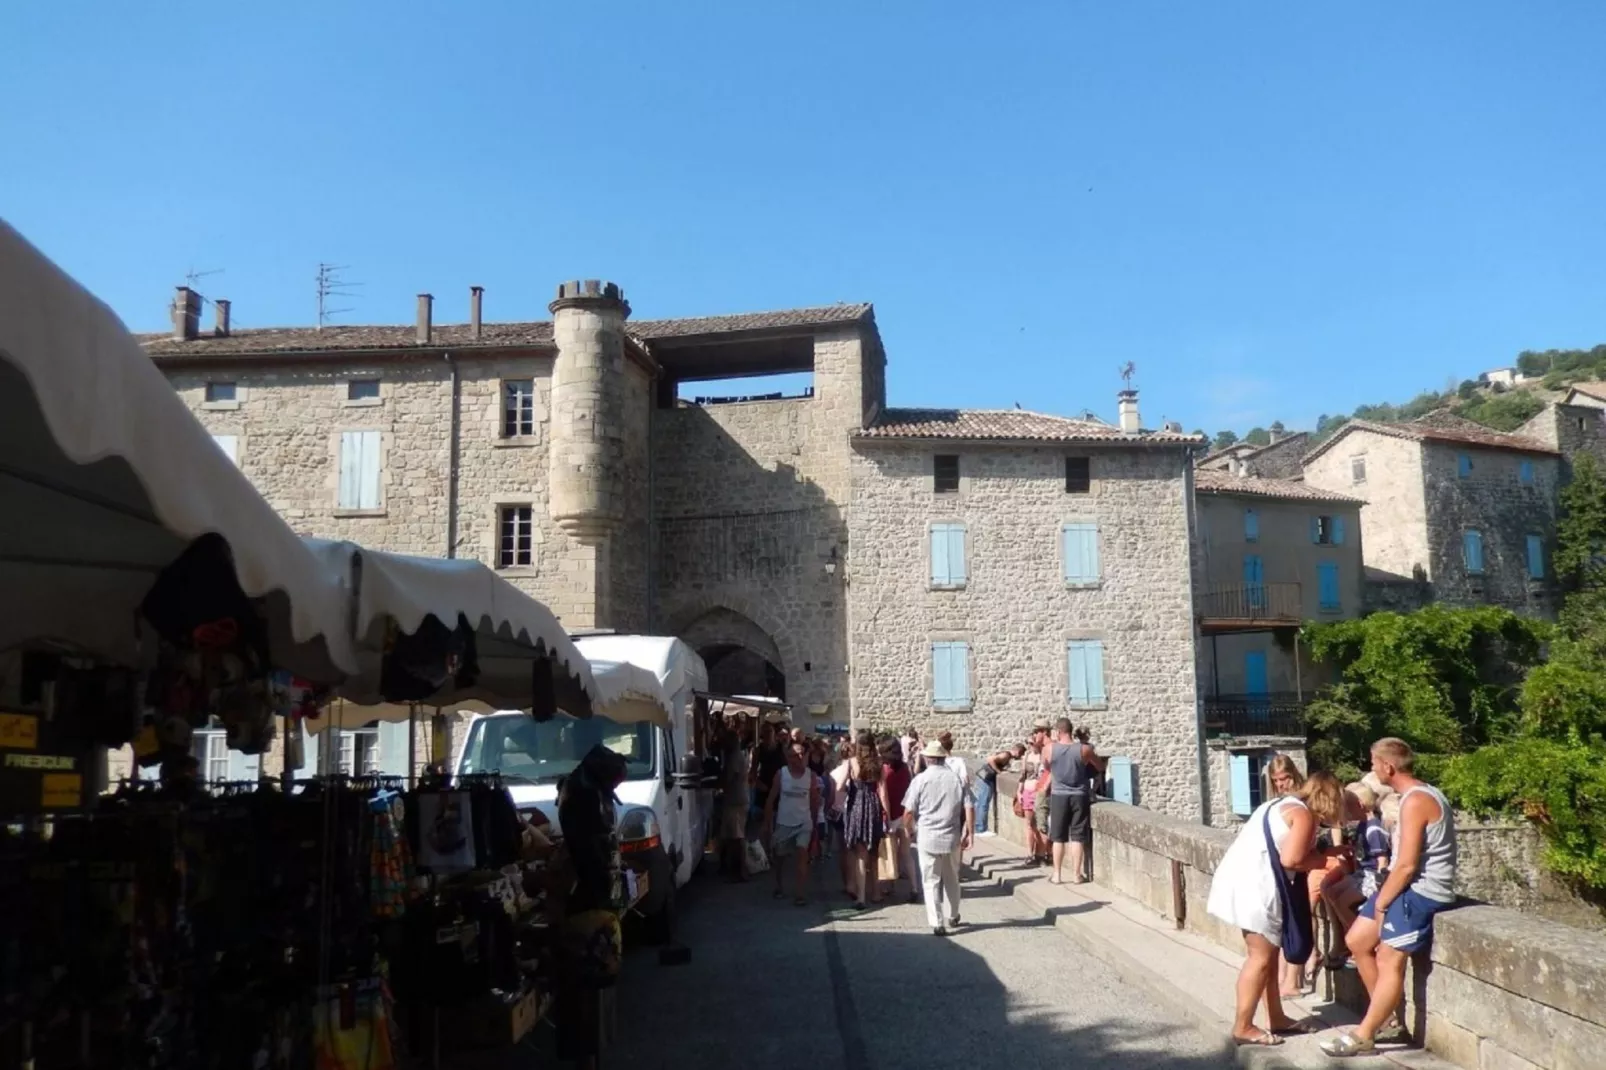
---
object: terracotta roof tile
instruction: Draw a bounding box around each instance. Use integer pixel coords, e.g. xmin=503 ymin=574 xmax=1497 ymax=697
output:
xmin=1302 ymin=416 xmax=1559 ymax=464
xmin=1193 ymin=468 xmax=1364 ymax=503
xmin=1565 ymin=381 xmax=1606 ymax=402
xmin=855 ymin=408 xmax=1204 ymax=445
xmin=140 ymin=303 xmax=875 ymax=362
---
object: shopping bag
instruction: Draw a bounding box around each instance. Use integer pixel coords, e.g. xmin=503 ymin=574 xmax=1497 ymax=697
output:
xmin=876 ymin=835 xmax=900 ymax=883
xmin=313 ymin=982 xmax=396 ymax=1070
xmin=745 ymin=839 xmax=770 ymax=873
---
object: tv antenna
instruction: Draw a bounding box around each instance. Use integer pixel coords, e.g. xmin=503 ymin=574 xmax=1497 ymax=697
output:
xmin=1119 ymin=361 xmax=1137 ymax=387
xmin=315 ymin=263 xmax=362 ymax=328
xmin=184 ymin=266 xmax=224 ymax=290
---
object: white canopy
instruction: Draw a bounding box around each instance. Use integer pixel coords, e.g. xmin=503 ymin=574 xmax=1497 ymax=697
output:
xmin=301 ymin=538 xmax=597 ymax=718
xmin=0 ymin=219 xmax=357 ymax=681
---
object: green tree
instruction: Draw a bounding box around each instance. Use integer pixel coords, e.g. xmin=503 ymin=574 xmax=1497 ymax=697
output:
xmin=1244 ymin=427 xmax=1271 ymax=446
xmin=1212 ymin=430 xmax=1239 ymax=452
xmin=1457 ymin=379 xmax=1478 ymax=400
xmin=1269 ymin=420 xmax=1286 ymax=434
xmin=1302 ymin=606 xmax=1546 ymax=781
xmin=1455 ymin=390 xmax=1544 ymax=431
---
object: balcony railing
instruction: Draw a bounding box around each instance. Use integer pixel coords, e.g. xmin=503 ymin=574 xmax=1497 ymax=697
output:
xmin=1197 ymin=582 xmax=1303 ymax=629
xmin=1202 ymin=692 xmax=1308 ymax=739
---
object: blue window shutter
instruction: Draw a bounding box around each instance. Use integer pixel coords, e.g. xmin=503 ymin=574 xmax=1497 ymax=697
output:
xmin=1332 ymin=516 xmax=1345 ymax=545
xmin=1063 ymin=523 xmax=1100 ymax=584
xmin=1085 ymin=525 xmax=1101 ymax=582
xmin=226 ymin=746 xmax=260 ymax=783
xmin=1108 ymin=756 xmax=1134 ymax=804
xmin=1086 ymin=641 xmax=1106 ymax=704
xmin=1244 ymin=652 xmax=1269 ymax=696
xmin=931 ymin=525 xmax=951 ymax=585
xmin=378 ymin=721 xmax=412 ymax=778
xmin=1244 ymin=509 xmax=1259 ymax=542
xmin=953 ymin=642 xmax=969 ymax=704
xmin=1310 ymin=515 xmax=1321 ymax=543
xmin=358 ymin=431 xmax=382 ymax=509
xmin=338 ymin=432 xmax=361 ymax=508
xmin=1459 ymin=454 xmax=1472 ymax=478
xmin=1464 ymin=531 xmax=1484 ymax=573
xmin=949 ymin=525 xmax=968 ymax=585
xmin=1230 ymin=754 xmax=1253 ymax=817
xmin=1318 ymin=562 xmax=1340 ymax=609
xmin=934 ymin=643 xmax=958 ymax=705
xmin=1520 ymin=460 xmax=1534 ymax=485
xmin=1068 ymin=642 xmax=1087 ymax=703
xmin=1527 ymin=534 xmax=1544 ymax=579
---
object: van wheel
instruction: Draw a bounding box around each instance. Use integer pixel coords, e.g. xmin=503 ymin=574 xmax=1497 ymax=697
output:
xmin=642 ymin=883 xmax=675 ymax=946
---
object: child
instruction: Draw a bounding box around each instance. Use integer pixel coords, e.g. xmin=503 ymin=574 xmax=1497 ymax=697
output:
xmin=1320 ymin=783 xmax=1392 ymax=966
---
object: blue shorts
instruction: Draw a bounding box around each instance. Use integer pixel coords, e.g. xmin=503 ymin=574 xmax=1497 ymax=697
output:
xmin=1358 ymin=888 xmax=1454 ymax=954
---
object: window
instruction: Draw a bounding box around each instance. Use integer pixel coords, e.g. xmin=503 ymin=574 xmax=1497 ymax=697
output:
xmin=1351 ymin=456 xmax=1367 ymax=484
xmin=1310 ymin=515 xmax=1345 ymax=545
xmin=1458 ymin=454 xmax=1473 ymax=479
xmin=337 ymin=431 xmax=382 ymax=510
xmin=1519 ymin=460 xmax=1534 ymax=486
xmin=1526 ymin=534 xmax=1544 ymax=579
xmin=933 ymin=454 xmax=960 ymax=493
xmin=1243 ymin=554 xmax=1265 ymax=610
xmin=337 ymin=728 xmax=380 ymax=776
xmin=929 ymin=522 xmax=967 ymax=587
xmin=498 ymin=506 xmax=534 ymax=568
xmin=1318 ymin=561 xmax=1341 ymax=611
xmin=211 ymin=434 xmax=239 ymax=466
xmin=1067 ymin=640 xmax=1107 ymax=707
xmin=1230 ymin=753 xmax=1266 ymax=817
xmin=1463 ymin=530 xmax=1485 ymax=574
xmin=1244 ymin=508 xmax=1259 ymax=543
xmin=932 ymin=641 xmax=970 ymax=709
xmin=204 ymin=381 xmax=236 ymax=404
xmin=1062 ymin=522 xmax=1102 ymax=585
xmin=347 ymin=379 xmax=381 ymax=402
xmin=190 ymin=729 xmax=229 ymax=786
xmin=503 ymin=379 xmax=536 ymax=437
xmin=1065 ymin=456 xmax=1091 ymax=494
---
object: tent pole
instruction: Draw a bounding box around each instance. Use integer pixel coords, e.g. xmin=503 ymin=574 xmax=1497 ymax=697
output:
xmin=408 ymin=704 xmax=418 ymax=790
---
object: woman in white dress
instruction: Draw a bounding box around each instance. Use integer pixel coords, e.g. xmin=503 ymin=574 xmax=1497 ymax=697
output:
xmin=1207 ymin=771 xmax=1344 ymax=1047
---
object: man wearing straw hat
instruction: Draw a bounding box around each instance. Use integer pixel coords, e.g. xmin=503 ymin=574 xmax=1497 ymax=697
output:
xmin=902 ymin=739 xmax=975 ymax=936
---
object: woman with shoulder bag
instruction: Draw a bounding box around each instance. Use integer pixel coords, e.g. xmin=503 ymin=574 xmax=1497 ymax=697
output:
xmin=1206 ymin=770 xmax=1344 ymax=1048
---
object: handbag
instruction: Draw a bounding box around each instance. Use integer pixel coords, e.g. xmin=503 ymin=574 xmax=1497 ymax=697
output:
xmin=1012 ymin=794 xmax=1026 ymax=819
xmin=1262 ymin=803 xmax=1314 ymax=965
xmin=877 ymin=834 xmax=901 ymax=882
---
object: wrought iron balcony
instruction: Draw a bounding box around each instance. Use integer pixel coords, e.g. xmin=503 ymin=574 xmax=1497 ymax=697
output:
xmin=1197 ymin=582 xmax=1303 ymax=632
xmin=1202 ymin=692 xmax=1308 ymax=739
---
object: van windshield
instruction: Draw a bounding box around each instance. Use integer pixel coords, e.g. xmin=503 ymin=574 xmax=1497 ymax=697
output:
xmin=459 ymin=715 xmax=656 ymax=784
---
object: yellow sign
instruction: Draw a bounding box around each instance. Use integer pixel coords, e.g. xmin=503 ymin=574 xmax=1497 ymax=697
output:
xmin=4 ymin=753 xmax=75 ymax=771
xmin=0 ymin=713 xmax=38 ymax=750
xmin=41 ymin=773 xmax=82 ymax=809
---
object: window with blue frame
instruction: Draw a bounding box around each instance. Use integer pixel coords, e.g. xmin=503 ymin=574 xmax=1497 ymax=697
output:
xmin=1230 ymin=753 xmax=1267 ymax=817
xmin=1062 ymin=522 xmax=1102 ymax=585
xmin=1318 ymin=561 xmax=1341 ymax=611
xmin=1526 ymin=534 xmax=1544 ymax=579
xmin=1244 ymin=508 xmax=1259 ymax=543
xmin=1519 ymin=459 xmax=1534 ymax=486
xmin=932 ymin=641 xmax=971 ymax=709
xmin=1463 ymin=530 xmax=1485 ymax=574
xmin=930 ymin=522 xmax=967 ymax=587
xmin=1458 ymin=454 xmax=1473 ymax=479
xmin=1067 ymin=640 xmax=1107 ymax=707
xmin=1311 ymin=515 xmax=1345 ymax=545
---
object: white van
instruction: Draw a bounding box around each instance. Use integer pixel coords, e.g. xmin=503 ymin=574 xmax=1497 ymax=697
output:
xmin=453 ymin=635 xmax=711 ymax=942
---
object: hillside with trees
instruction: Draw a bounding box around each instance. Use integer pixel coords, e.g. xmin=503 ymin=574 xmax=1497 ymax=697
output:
xmin=1197 ymin=344 xmax=1606 ymax=454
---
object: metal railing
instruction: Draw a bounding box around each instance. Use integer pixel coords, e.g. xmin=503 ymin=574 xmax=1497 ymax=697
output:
xmin=1197 ymin=582 xmax=1303 ymax=624
xmin=1202 ymin=692 xmax=1308 ymax=738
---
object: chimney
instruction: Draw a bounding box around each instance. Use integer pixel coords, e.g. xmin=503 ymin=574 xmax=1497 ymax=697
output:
xmin=171 ymin=286 xmax=202 ymax=341
xmin=1269 ymin=429 xmax=1285 ymax=443
xmin=1117 ymin=388 xmax=1140 ymax=434
xmin=469 ymin=286 xmax=483 ymax=340
xmin=416 ymin=293 xmax=433 ymax=345
xmin=213 ymin=298 xmax=231 ymax=337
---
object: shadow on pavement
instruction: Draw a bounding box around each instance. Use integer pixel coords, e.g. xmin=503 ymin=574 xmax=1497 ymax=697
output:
xmin=601 ymin=859 xmax=1238 ymax=1070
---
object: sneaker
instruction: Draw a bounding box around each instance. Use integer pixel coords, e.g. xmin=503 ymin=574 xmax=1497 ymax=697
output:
xmin=977 ymin=831 xmax=996 ymax=838
xmin=932 ymin=927 xmax=947 ymax=937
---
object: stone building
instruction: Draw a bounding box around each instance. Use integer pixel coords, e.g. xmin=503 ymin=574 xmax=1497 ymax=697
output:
xmin=1190 ymin=469 xmax=1362 ymax=825
xmin=143 ymin=282 xmax=1211 ymax=818
xmin=1517 ymin=395 xmax=1606 ymax=475
xmin=1196 ymin=430 xmax=1311 ymax=480
xmin=1301 ymin=413 xmax=1561 ymax=617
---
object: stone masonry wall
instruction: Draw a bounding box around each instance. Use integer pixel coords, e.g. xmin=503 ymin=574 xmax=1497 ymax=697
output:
xmin=847 ymin=443 xmax=1203 ymax=820
xmin=1519 ymin=401 xmax=1606 ymax=477
xmin=1420 ymin=441 xmax=1559 ymax=616
xmin=650 ymin=326 xmax=867 ymax=719
xmin=1302 ymin=429 xmax=1428 ymax=583
xmin=1240 ymin=431 xmax=1311 ymax=479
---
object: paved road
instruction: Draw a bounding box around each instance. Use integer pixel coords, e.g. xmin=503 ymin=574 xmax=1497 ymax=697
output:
xmin=608 ymin=855 xmax=1238 ymax=1070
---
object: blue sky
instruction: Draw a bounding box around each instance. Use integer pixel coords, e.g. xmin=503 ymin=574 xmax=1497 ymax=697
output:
xmin=4 ymin=2 xmax=1604 ymax=433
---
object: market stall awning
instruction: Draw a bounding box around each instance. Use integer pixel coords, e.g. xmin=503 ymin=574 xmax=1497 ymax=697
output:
xmin=0 ymin=220 xmax=358 ymax=682
xmin=697 ymin=691 xmax=794 ymax=723
xmin=586 ymin=660 xmax=673 ymax=726
xmin=301 ymin=538 xmax=597 ymax=719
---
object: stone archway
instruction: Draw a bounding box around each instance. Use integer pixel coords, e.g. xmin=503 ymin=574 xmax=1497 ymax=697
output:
xmin=673 ymin=604 xmax=789 ymax=700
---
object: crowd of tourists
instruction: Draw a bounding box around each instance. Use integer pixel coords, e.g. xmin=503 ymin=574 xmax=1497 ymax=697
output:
xmin=1206 ymin=737 xmax=1459 ymax=1059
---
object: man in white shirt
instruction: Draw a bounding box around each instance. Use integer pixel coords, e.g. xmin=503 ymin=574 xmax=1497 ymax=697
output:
xmin=902 ymin=740 xmax=975 ymax=936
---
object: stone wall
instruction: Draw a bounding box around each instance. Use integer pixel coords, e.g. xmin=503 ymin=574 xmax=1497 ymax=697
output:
xmin=1303 ymin=429 xmax=1429 ymax=583
xmin=1420 ymin=441 xmax=1559 ymax=616
xmin=1519 ymin=401 xmax=1606 ymax=476
xmin=848 ymin=444 xmax=1202 ymax=819
xmin=1239 ymin=431 xmax=1311 ymax=479
xmin=1075 ymin=800 xmax=1606 ymax=1070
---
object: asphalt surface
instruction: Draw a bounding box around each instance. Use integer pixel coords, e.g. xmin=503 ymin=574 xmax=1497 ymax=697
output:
xmin=608 ymin=852 xmax=1239 ymax=1070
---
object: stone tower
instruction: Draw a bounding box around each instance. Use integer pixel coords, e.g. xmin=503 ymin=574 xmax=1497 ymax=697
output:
xmin=548 ymin=279 xmax=631 ymax=628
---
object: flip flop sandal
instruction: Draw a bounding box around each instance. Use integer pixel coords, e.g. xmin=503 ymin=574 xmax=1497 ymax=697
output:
xmin=1233 ymin=1030 xmax=1284 ymax=1047
xmin=1319 ymin=1032 xmax=1376 ymax=1058
xmin=1272 ymin=1019 xmax=1323 ymax=1036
